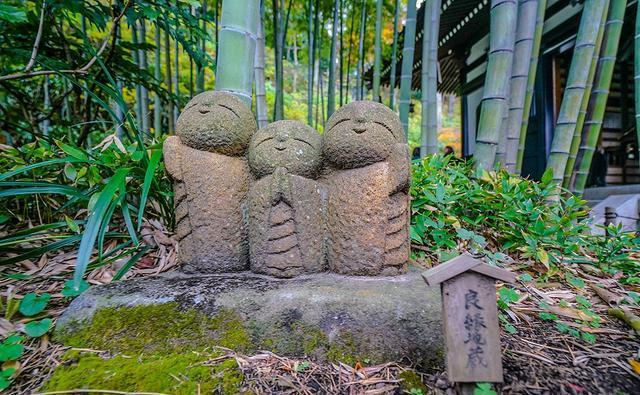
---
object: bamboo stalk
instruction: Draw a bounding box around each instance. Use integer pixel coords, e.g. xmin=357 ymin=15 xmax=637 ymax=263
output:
xmin=516 ymin=0 xmax=547 ymax=172
xmin=636 ymin=0 xmax=640 ymax=161
xmin=164 ymin=27 xmax=174 ymax=134
xmin=545 ymin=0 xmax=608 ymax=188
xmin=196 ymin=0 xmax=206 ymax=93
xmin=139 ymin=20 xmax=150 ymax=135
xmin=503 ymin=0 xmax=538 ymax=172
xmin=153 ymin=23 xmax=162 ymax=137
xmin=563 ymin=3 xmax=608 ymax=188
xmin=307 ymin=0 xmax=316 ymax=125
xmin=356 ymin=0 xmax=367 ymax=101
xmin=399 ymin=0 xmax=418 ymax=138
xmin=131 ymin=21 xmax=142 ymax=130
xmin=473 ymin=0 xmax=518 ymax=172
xmin=328 ymin=0 xmax=340 ymax=116
xmin=389 ymin=0 xmax=400 ymax=110
xmin=255 ymin=0 xmax=268 ymax=128
xmin=372 ymin=0 xmax=383 ymax=102
xmin=572 ymin=0 xmax=627 ymax=194
xmin=426 ymin=0 xmax=441 ymax=155
xmin=215 ymin=0 xmax=259 ymax=105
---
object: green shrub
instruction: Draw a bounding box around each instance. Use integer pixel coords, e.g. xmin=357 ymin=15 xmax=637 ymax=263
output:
xmin=410 ymin=155 xmax=639 ymax=280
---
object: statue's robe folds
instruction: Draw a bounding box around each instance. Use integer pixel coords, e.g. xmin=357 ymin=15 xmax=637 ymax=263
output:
xmin=164 ymin=136 xmax=250 ymax=273
xmin=248 ymin=173 xmax=327 ymax=278
xmin=323 ymin=144 xmax=410 ymax=276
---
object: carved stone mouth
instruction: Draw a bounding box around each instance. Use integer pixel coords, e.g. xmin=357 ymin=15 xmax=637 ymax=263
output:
xmin=353 ymin=128 xmax=366 ymax=134
xmin=275 ymin=146 xmax=286 ymax=151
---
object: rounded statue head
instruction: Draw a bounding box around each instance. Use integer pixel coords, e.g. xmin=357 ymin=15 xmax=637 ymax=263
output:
xmin=323 ymin=101 xmax=404 ymax=169
xmin=248 ymin=120 xmax=322 ymax=179
xmin=176 ymin=91 xmax=257 ymax=156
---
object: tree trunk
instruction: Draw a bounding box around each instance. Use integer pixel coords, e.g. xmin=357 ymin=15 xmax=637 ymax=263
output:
xmin=563 ymin=4 xmax=608 ymax=187
xmin=255 ymin=0 xmax=268 ymax=128
xmin=473 ymin=0 xmax=518 ymax=172
xmin=154 ymin=23 xmax=162 ymax=138
xmin=164 ymin=28 xmax=174 ymax=134
xmin=372 ymin=0 xmax=383 ymax=102
xmin=572 ymin=0 xmax=627 ymax=194
xmin=356 ymin=0 xmax=367 ymax=101
xmin=328 ymin=0 xmax=340 ymax=116
xmin=545 ymin=0 xmax=608 ymax=187
xmin=215 ymin=0 xmax=259 ymax=106
xmin=504 ymin=0 xmax=540 ymax=172
xmin=516 ymin=0 xmax=547 ymax=172
xmin=399 ymin=0 xmax=418 ymax=138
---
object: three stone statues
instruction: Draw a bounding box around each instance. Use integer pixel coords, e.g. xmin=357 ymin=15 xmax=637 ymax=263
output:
xmin=164 ymin=91 xmax=410 ymax=278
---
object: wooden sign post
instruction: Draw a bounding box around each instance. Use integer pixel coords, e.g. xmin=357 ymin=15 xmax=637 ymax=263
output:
xmin=422 ymin=254 xmax=516 ymax=394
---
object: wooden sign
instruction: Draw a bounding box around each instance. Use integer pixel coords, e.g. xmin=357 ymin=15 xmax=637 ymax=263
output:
xmin=423 ymin=254 xmax=516 ymax=384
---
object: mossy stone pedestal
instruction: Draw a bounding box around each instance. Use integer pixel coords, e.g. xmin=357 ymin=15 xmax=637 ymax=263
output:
xmin=50 ymin=270 xmax=443 ymax=392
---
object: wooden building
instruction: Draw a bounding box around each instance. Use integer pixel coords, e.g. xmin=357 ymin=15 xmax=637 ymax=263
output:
xmin=372 ymin=0 xmax=639 ymax=186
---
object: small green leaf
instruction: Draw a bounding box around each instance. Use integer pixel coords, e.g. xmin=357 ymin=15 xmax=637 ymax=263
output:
xmin=62 ymin=279 xmax=90 ymax=297
xmin=566 ymin=274 xmax=585 ymax=289
xmin=65 ymin=216 xmax=80 ymax=234
xmin=24 ymin=318 xmax=53 ymax=338
xmin=57 ymin=142 xmax=88 ymax=161
xmin=519 ymin=273 xmax=533 ymax=282
xmin=18 ymin=293 xmax=50 ymax=317
xmin=575 ymin=295 xmax=592 ymax=308
xmin=0 ymin=343 xmax=23 ymax=362
xmin=581 ymin=331 xmax=596 ymax=344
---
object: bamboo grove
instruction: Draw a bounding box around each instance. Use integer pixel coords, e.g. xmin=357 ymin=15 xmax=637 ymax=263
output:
xmin=0 ymin=0 xmax=638 ymax=197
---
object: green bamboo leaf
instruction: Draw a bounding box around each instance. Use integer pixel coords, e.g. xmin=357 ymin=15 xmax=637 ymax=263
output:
xmin=56 ymin=142 xmax=89 ymax=161
xmin=73 ymin=168 xmax=131 ymax=290
xmin=0 ymin=158 xmax=83 ymax=181
xmin=137 ymin=149 xmax=162 ymax=230
xmin=121 ymin=198 xmax=139 ymax=246
xmin=0 ymin=184 xmax=85 ymax=198
xmin=0 ymin=234 xmax=83 ymax=265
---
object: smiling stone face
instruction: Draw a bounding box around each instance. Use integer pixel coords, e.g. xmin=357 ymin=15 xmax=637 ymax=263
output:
xmin=248 ymin=120 xmax=322 ymax=179
xmin=323 ymin=101 xmax=404 ymax=169
xmin=176 ymin=91 xmax=257 ymax=156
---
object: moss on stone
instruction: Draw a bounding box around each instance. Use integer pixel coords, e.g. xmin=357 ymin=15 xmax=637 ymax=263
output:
xmin=55 ymin=303 xmax=251 ymax=355
xmin=398 ymin=370 xmax=429 ymax=394
xmin=44 ymin=351 xmax=244 ymax=394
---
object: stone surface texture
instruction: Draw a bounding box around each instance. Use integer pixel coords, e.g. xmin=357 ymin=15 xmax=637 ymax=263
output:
xmin=164 ymin=90 xmax=257 ymax=274
xmin=322 ymin=101 xmax=411 ymax=276
xmin=56 ymin=271 xmax=443 ymax=367
xmin=164 ymin=96 xmax=411 ymax=277
xmin=248 ymin=121 xmax=326 ymax=277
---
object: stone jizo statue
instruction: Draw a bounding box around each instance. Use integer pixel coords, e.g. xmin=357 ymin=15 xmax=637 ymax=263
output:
xmin=164 ymin=91 xmax=257 ymax=274
xmin=247 ymin=121 xmax=326 ymax=278
xmin=322 ymin=101 xmax=410 ymax=276
xmin=164 ymin=93 xmax=410 ymax=277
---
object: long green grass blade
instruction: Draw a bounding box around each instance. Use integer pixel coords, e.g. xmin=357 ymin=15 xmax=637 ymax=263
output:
xmin=0 ymin=158 xmax=84 ymax=181
xmin=137 ymin=149 xmax=162 ymax=230
xmin=73 ymin=168 xmax=130 ymax=290
xmin=113 ymin=246 xmax=150 ymax=281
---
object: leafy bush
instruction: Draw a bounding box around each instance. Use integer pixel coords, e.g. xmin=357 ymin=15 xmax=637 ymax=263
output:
xmin=410 ymin=155 xmax=639 ymax=280
xmin=0 ymin=135 xmax=171 ymax=289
